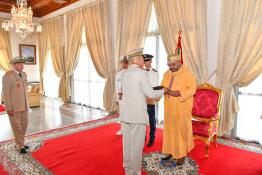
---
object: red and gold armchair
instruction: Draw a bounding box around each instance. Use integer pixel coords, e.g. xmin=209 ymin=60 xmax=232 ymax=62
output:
xmin=192 ymin=83 xmax=222 ymax=158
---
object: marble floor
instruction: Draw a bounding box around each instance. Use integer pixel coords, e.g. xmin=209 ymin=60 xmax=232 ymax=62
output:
xmin=0 ymin=97 xmax=109 ymax=142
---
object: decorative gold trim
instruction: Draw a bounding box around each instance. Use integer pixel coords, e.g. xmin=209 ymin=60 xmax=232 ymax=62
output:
xmin=192 ymin=83 xmax=223 ymax=158
xmin=125 ymin=50 xmax=143 ymax=60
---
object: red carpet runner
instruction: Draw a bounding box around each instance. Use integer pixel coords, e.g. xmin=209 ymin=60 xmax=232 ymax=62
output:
xmin=32 ymin=123 xmax=262 ymax=175
xmin=0 ymin=164 xmax=8 ymax=175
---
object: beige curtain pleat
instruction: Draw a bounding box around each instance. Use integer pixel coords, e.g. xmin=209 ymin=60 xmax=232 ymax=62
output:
xmin=39 ymin=13 xmax=82 ymax=102
xmin=0 ymin=19 xmax=12 ymax=72
xmin=116 ymin=0 xmax=153 ymax=62
xmin=63 ymin=10 xmax=84 ymax=102
xmin=83 ymin=1 xmax=115 ymax=111
xmin=154 ymin=0 xmax=208 ymax=84
xmin=216 ymin=0 xmax=262 ymax=135
xmin=38 ymin=23 xmax=49 ymax=93
xmin=48 ymin=17 xmax=67 ymax=101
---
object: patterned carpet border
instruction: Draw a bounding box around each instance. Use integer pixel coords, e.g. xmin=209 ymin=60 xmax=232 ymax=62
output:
xmin=217 ymin=137 xmax=262 ymax=154
xmin=0 ymin=115 xmax=118 ymax=175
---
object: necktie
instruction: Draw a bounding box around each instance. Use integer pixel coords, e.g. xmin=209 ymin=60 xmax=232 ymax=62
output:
xmin=19 ymin=73 xmax=22 ymax=79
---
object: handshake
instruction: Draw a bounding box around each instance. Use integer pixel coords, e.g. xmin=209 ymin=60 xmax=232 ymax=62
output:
xmin=153 ymin=86 xmax=181 ymax=97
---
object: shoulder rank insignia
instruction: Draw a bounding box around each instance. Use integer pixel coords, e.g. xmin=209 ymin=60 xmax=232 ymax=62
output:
xmin=152 ymin=68 xmax=158 ymax=72
xmin=6 ymin=71 xmax=12 ymax=74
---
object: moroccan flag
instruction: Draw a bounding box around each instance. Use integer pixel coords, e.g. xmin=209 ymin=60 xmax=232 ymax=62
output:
xmin=176 ymin=32 xmax=183 ymax=64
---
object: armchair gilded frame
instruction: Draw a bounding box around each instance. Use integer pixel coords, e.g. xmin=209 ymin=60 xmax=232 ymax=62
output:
xmin=192 ymin=83 xmax=222 ymax=158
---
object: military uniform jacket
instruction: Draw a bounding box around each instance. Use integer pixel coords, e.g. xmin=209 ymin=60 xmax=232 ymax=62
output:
xmin=146 ymin=68 xmax=159 ymax=104
xmin=146 ymin=68 xmax=159 ymax=87
xmin=2 ymin=70 xmax=29 ymax=112
xmin=119 ymin=64 xmax=164 ymax=124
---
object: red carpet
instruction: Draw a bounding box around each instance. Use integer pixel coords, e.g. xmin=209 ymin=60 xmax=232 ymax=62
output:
xmin=32 ymin=123 xmax=262 ymax=175
xmin=188 ymin=140 xmax=262 ymax=175
xmin=0 ymin=164 xmax=8 ymax=175
xmin=32 ymin=123 xmax=125 ymax=175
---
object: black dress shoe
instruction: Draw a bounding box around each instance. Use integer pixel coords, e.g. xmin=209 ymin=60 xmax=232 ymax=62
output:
xmin=147 ymin=141 xmax=154 ymax=147
xmin=19 ymin=148 xmax=27 ymax=154
xmin=161 ymin=154 xmax=172 ymax=160
xmin=176 ymin=157 xmax=185 ymax=165
xmin=24 ymin=145 xmax=29 ymax=149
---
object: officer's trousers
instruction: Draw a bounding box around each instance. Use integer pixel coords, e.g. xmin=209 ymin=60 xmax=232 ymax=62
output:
xmin=8 ymin=111 xmax=28 ymax=148
xmin=122 ymin=122 xmax=146 ymax=175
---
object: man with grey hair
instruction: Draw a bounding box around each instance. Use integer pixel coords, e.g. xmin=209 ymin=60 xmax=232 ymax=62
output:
xmin=120 ymin=48 xmax=166 ymax=175
xmin=2 ymin=56 xmax=29 ymax=154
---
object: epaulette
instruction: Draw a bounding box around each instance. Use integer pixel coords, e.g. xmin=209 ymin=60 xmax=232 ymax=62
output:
xmin=152 ymin=68 xmax=158 ymax=72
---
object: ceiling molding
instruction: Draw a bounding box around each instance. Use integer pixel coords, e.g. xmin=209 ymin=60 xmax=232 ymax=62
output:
xmin=39 ymin=0 xmax=97 ymax=22
xmin=0 ymin=0 xmax=80 ymax=17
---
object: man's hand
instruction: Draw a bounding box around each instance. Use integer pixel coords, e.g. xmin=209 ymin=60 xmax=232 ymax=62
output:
xmin=172 ymin=90 xmax=181 ymax=97
xmin=164 ymin=88 xmax=170 ymax=95
xmin=7 ymin=110 xmax=14 ymax=116
xmin=165 ymin=89 xmax=181 ymax=97
xmin=155 ymin=97 xmax=161 ymax=101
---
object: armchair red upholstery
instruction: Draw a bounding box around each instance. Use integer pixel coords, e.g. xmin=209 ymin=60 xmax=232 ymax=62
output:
xmin=192 ymin=83 xmax=222 ymax=158
xmin=0 ymin=104 xmax=5 ymax=114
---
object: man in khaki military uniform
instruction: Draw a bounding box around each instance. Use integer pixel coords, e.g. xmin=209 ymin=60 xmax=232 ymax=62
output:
xmin=2 ymin=56 xmax=29 ymax=154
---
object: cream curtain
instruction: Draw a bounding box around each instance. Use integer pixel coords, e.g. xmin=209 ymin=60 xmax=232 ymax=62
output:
xmin=38 ymin=23 xmax=50 ymax=92
xmin=239 ymin=59 xmax=262 ymax=86
xmin=83 ymin=1 xmax=115 ymax=111
xmin=216 ymin=0 xmax=262 ymax=135
xmin=63 ymin=10 xmax=83 ymax=102
xmin=116 ymin=0 xmax=153 ymax=62
xmin=39 ymin=13 xmax=82 ymax=102
xmin=0 ymin=19 xmax=12 ymax=72
xmin=48 ymin=17 xmax=67 ymax=101
xmin=154 ymin=0 xmax=208 ymax=84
